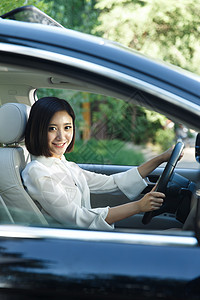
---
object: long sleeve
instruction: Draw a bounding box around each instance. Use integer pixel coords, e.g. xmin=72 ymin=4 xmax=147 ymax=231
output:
xmin=112 ymin=167 xmax=148 ymax=199
xmin=22 ymin=158 xmax=113 ymax=230
xmin=74 ymin=164 xmax=147 ymax=199
xmin=22 ymin=156 xmax=147 ymax=230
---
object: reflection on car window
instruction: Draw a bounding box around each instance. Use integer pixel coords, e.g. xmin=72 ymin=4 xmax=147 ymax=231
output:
xmin=37 ymin=89 xmax=198 ymax=168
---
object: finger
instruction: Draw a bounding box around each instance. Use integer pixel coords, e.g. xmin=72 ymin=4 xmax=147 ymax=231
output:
xmin=152 ymin=200 xmax=163 ymax=210
xmin=151 ymin=199 xmax=163 ymax=206
xmin=154 ymin=198 xmax=164 ymax=204
xmin=179 ymin=151 xmax=184 ymax=160
xmin=151 ymin=185 xmax=157 ymax=192
xmin=151 ymin=191 xmax=165 ymax=198
xmin=153 ymin=205 xmax=162 ymax=210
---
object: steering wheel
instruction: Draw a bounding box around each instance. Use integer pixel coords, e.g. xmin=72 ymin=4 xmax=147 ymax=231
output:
xmin=142 ymin=141 xmax=184 ymax=225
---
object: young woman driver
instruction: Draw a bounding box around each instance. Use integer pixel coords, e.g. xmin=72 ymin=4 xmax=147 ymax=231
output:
xmin=22 ymin=97 xmax=174 ymax=230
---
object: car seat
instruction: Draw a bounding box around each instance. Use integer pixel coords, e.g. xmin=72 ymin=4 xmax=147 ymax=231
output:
xmin=0 ymin=103 xmax=48 ymax=225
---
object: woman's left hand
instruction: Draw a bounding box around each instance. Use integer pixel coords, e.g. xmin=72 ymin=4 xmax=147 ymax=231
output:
xmin=160 ymin=145 xmax=184 ymax=163
xmin=160 ymin=147 xmax=173 ymax=163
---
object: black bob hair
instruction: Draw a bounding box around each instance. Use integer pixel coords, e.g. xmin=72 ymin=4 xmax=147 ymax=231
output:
xmin=25 ymin=97 xmax=75 ymax=157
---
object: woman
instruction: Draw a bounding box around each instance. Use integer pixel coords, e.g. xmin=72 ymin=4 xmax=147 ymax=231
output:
xmin=22 ymin=97 xmax=174 ymax=230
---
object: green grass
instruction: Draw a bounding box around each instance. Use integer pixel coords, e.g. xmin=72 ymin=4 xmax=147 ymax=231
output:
xmin=65 ymin=139 xmax=145 ymax=166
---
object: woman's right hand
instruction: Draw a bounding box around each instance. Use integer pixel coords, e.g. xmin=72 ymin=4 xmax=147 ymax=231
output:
xmin=106 ymin=186 xmax=165 ymax=225
xmin=137 ymin=188 xmax=165 ymax=213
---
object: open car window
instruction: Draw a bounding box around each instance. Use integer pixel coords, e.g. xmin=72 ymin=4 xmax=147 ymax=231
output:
xmin=30 ymin=88 xmax=199 ymax=233
xmin=37 ymin=89 xmax=199 ymax=169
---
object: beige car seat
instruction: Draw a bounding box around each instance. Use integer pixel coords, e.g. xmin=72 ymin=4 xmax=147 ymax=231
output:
xmin=0 ymin=103 xmax=48 ymax=225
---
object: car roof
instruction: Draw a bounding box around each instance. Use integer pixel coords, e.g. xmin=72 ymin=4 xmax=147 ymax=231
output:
xmin=0 ymin=16 xmax=200 ymax=130
xmin=1 ymin=17 xmax=200 ymax=95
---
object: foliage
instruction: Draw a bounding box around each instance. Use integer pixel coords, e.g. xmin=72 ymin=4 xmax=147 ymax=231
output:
xmin=0 ymin=0 xmax=98 ymax=33
xmin=0 ymin=0 xmax=50 ymax=16
xmin=95 ymin=0 xmax=200 ymax=74
xmin=91 ymin=96 xmax=170 ymax=147
xmin=155 ymin=128 xmax=175 ymax=151
xmin=91 ymin=96 xmax=134 ymax=141
xmin=66 ymin=139 xmax=145 ymax=165
xmin=132 ymin=107 xmax=169 ymax=145
xmin=44 ymin=0 xmax=99 ymax=34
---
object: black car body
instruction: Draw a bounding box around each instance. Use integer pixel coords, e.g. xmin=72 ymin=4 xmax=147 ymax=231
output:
xmin=0 ymin=6 xmax=200 ymax=299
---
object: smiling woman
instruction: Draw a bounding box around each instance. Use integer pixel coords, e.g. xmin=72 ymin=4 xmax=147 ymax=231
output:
xmin=21 ymin=96 xmax=175 ymax=230
xmin=25 ymin=97 xmax=76 ymax=157
xmin=47 ymin=111 xmax=74 ymax=159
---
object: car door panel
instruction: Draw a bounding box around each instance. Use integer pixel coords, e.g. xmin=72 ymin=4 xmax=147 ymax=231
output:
xmin=0 ymin=226 xmax=199 ymax=300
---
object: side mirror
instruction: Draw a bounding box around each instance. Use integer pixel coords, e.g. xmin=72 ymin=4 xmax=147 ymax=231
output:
xmin=195 ymin=133 xmax=200 ymax=163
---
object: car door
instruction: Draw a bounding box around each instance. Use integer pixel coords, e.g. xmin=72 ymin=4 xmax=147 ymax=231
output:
xmin=0 ymin=7 xmax=200 ymax=299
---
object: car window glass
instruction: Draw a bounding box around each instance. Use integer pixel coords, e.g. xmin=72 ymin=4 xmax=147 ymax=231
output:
xmin=37 ymin=89 xmax=198 ymax=169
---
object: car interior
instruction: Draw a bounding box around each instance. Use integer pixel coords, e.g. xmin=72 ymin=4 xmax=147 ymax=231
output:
xmin=0 ymin=60 xmax=199 ymax=234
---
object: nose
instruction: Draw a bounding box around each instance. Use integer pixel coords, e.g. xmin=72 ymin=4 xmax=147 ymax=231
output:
xmin=56 ymin=129 xmax=64 ymax=140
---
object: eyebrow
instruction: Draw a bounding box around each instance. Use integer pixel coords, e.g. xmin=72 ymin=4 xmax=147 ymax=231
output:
xmin=48 ymin=122 xmax=72 ymax=126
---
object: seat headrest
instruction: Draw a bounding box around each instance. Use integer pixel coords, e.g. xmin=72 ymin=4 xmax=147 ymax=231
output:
xmin=0 ymin=103 xmax=31 ymax=145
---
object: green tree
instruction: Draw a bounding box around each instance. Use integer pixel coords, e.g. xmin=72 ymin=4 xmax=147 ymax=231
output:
xmin=45 ymin=0 xmax=99 ymax=34
xmin=95 ymin=0 xmax=200 ymax=74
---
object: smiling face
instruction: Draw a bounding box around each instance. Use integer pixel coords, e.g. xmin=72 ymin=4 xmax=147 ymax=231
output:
xmin=47 ymin=110 xmax=74 ymax=159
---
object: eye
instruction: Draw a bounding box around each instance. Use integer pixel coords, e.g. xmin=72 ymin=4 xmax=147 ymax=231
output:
xmin=48 ymin=126 xmax=57 ymax=131
xmin=65 ymin=125 xmax=72 ymax=130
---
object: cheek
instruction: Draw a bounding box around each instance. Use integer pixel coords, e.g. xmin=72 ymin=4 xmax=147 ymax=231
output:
xmin=67 ymin=129 xmax=74 ymax=140
xmin=47 ymin=132 xmax=55 ymax=142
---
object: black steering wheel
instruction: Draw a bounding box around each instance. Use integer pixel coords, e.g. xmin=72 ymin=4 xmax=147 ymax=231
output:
xmin=142 ymin=141 xmax=184 ymax=225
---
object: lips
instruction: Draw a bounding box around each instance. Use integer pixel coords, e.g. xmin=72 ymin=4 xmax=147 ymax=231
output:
xmin=52 ymin=142 xmax=67 ymax=148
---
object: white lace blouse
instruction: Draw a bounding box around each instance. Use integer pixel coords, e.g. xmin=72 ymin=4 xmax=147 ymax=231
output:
xmin=22 ymin=155 xmax=147 ymax=230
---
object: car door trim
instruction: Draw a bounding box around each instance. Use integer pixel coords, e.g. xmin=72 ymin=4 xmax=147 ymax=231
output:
xmin=0 ymin=225 xmax=197 ymax=247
